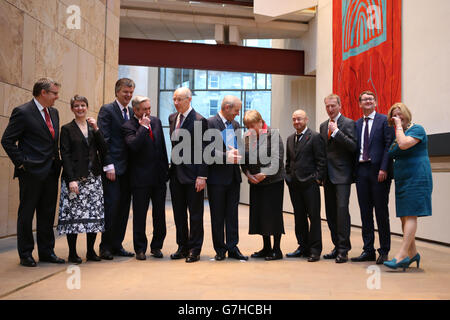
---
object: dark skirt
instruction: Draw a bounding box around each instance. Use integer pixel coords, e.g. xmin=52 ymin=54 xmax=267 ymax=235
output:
xmin=249 ymin=180 xmax=285 ymax=235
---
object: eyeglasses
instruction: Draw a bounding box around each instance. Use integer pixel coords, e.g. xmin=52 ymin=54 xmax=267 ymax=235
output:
xmin=46 ymin=90 xmax=59 ymax=96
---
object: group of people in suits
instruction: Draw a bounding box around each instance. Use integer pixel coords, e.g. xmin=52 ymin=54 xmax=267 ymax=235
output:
xmin=1 ymin=77 xmax=432 ymax=271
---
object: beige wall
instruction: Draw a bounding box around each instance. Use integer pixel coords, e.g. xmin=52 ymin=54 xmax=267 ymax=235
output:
xmin=0 ymin=0 xmax=121 ymax=237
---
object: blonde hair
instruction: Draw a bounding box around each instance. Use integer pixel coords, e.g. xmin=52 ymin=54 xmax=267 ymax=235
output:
xmin=387 ymin=102 xmax=412 ymax=127
xmin=243 ymin=110 xmax=263 ymax=128
xmin=324 ymin=93 xmax=341 ymax=106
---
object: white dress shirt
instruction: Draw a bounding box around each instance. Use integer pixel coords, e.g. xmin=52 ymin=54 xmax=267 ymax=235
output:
xmin=359 ymin=110 xmax=376 ymax=162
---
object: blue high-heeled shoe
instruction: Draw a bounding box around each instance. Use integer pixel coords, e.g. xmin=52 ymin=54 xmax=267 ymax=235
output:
xmin=409 ymin=253 xmax=421 ymax=268
xmin=383 ymin=256 xmax=411 ymax=271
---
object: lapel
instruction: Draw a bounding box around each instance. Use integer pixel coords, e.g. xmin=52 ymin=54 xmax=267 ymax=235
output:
xmin=215 ymin=113 xmax=226 ymax=131
xmin=181 ymin=108 xmax=195 ymax=130
xmin=71 ymin=120 xmax=89 ymax=147
xmin=113 ymin=101 xmax=132 ymax=124
xmin=368 ymin=113 xmax=381 ymax=146
xmin=29 ymin=100 xmax=54 ymax=141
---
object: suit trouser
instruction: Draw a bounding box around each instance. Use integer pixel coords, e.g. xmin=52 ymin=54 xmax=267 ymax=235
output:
xmin=324 ymin=180 xmax=352 ymax=255
xmin=100 ymin=171 xmax=131 ymax=253
xmin=355 ymin=162 xmax=391 ymax=255
xmin=207 ymin=182 xmax=240 ymax=255
xmin=132 ymin=184 xmax=167 ymax=254
xmin=17 ymin=171 xmax=58 ymax=259
xmin=169 ymin=176 xmax=204 ymax=255
xmin=287 ymin=179 xmax=322 ymax=256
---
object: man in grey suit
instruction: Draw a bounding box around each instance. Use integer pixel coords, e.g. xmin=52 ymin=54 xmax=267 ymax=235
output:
xmin=320 ymin=94 xmax=357 ymax=263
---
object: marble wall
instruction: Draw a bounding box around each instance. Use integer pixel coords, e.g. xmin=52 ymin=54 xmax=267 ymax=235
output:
xmin=0 ymin=0 xmax=121 ymax=237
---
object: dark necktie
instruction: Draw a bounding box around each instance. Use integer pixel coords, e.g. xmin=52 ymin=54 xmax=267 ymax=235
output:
xmin=362 ymin=117 xmax=370 ymax=161
xmin=43 ymin=108 xmax=55 ymax=139
xmin=123 ymin=108 xmax=128 ymax=121
xmin=295 ymin=133 xmax=303 ymax=146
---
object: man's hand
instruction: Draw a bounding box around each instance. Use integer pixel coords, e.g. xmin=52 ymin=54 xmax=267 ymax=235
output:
xmin=139 ymin=114 xmax=151 ymax=127
xmin=106 ymin=168 xmax=116 ymax=181
xmin=378 ymin=170 xmax=387 ymax=182
xmin=328 ymin=120 xmax=338 ymax=134
xmin=226 ymin=146 xmax=242 ymax=164
xmin=195 ymin=177 xmax=206 ymax=192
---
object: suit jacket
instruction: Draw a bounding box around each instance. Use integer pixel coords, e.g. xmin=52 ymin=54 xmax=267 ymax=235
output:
xmin=206 ymin=113 xmax=242 ymax=185
xmin=320 ymin=114 xmax=357 ymax=184
xmin=60 ymin=120 xmax=110 ymax=185
xmin=97 ymin=101 xmax=133 ymax=176
xmin=168 ymin=108 xmax=208 ymax=184
xmin=122 ymin=116 xmax=169 ymax=188
xmin=285 ymin=128 xmax=326 ymax=184
xmin=355 ymin=112 xmax=394 ymax=176
xmin=241 ymin=126 xmax=285 ymax=186
xmin=1 ymin=99 xmax=61 ymax=180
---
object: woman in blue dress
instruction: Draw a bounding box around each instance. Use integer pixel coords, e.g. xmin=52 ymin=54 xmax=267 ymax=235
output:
xmin=384 ymin=103 xmax=432 ymax=271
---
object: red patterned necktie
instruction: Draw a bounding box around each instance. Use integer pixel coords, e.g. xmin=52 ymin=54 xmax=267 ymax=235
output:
xmin=327 ymin=119 xmax=335 ymax=140
xmin=149 ymin=125 xmax=154 ymax=141
xmin=44 ymin=108 xmax=55 ymax=139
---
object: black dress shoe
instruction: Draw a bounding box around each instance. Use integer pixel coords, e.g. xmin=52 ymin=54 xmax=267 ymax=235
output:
xmin=307 ymin=254 xmax=320 ymax=262
xmin=136 ymin=252 xmax=146 ymax=260
xmin=20 ymin=256 xmax=37 ymax=267
xmin=100 ymin=250 xmax=113 ymax=260
xmin=68 ymin=254 xmax=82 ymax=264
xmin=351 ymin=251 xmax=376 ymax=262
xmin=113 ymin=248 xmax=135 ymax=257
xmin=150 ymin=249 xmax=163 ymax=259
xmin=335 ymin=253 xmax=348 ymax=263
xmin=265 ymin=250 xmax=283 ymax=261
xmin=215 ymin=253 xmax=226 ymax=261
xmin=228 ymin=247 xmax=249 ymax=261
xmin=286 ymin=247 xmax=309 ymax=258
xmin=40 ymin=254 xmax=65 ymax=264
xmin=251 ymin=249 xmax=271 ymax=258
xmin=323 ymin=249 xmax=338 ymax=260
xmin=185 ymin=253 xmax=200 ymax=263
xmin=170 ymin=249 xmax=188 ymax=260
xmin=86 ymin=251 xmax=101 ymax=262
xmin=376 ymin=253 xmax=389 ymax=265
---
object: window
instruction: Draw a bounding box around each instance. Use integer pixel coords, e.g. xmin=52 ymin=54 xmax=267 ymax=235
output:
xmin=208 ymin=74 xmax=219 ymax=89
xmin=209 ymin=99 xmax=218 ymax=116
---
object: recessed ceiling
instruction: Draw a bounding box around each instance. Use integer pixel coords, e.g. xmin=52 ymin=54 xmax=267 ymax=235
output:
xmin=120 ymin=0 xmax=315 ymax=41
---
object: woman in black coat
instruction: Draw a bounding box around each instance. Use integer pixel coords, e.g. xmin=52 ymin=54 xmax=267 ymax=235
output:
xmin=58 ymin=95 xmax=113 ymax=263
xmin=241 ymin=110 xmax=285 ymax=261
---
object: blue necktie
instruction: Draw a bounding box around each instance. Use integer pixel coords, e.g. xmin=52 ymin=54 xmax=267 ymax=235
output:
xmin=223 ymin=121 xmax=237 ymax=149
xmin=123 ymin=108 xmax=128 ymax=121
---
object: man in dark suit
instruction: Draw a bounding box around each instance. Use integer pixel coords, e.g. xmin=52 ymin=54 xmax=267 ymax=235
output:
xmin=285 ymin=109 xmax=326 ymax=262
xmin=97 ymin=78 xmax=135 ymax=259
xmin=122 ymin=96 xmax=169 ymax=261
xmin=351 ymin=91 xmax=393 ymax=265
xmin=1 ymin=77 xmax=65 ymax=267
xmin=206 ymin=95 xmax=248 ymax=261
xmin=169 ymin=87 xmax=208 ymax=263
xmin=320 ymin=94 xmax=357 ymax=263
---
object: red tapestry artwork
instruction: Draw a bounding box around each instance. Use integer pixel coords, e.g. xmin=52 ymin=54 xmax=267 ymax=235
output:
xmin=333 ymin=0 xmax=402 ymax=120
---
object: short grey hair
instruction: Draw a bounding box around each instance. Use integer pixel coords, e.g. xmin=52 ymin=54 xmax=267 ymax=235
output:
xmin=131 ymin=96 xmax=149 ymax=109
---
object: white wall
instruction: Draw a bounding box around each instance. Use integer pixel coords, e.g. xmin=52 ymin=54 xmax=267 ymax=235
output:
xmin=313 ymin=0 xmax=450 ymax=244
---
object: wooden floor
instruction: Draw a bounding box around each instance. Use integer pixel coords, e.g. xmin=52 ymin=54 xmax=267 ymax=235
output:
xmin=1 ymin=203 xmax=449 ymax=300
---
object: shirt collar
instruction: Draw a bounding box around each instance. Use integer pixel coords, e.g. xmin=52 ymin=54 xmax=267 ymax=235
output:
xmin=365 ymin=110 xmax=376 ymax=120
xmin=331 ymin=113 xmax=342 ymax=122
xmin=181 ymin=106 xmax=192 ymax=118
xmin=116 ymin=99 xmax=128 ymax=111
xmin=33 ymin=98 xmax=46 ymax=112
xmin=297 ymin=127 xmax=308 ymax=135
xmin=218 ymin=111 xmax=228 ymax=124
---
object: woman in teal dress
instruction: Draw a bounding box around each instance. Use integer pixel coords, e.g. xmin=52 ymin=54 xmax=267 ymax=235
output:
xmin=384 ymin=103 xmax=432 ymax=271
